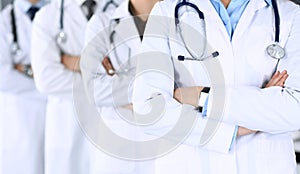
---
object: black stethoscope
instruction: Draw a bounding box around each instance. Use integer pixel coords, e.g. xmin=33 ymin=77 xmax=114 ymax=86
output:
xmin=10 ymin=5 xmax=23 ymax=56
xmin=176 ymin=0 xmax=285 ymax=62
xmin=106 ymin=18 xmax=132 ymax=75
xmin=55 ymin=0 xmax=119 ymax=45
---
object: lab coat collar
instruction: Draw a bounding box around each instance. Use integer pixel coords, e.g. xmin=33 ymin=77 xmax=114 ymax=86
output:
xmin=109 ymin=0 xmax=142 ymax=52
xmin=111 ymin=0 xmax=131 ymax=20
xmin=188 ymin=0 xmax=271 ymax=45
xmin=231 ymin=0 xmax=271 ymax=43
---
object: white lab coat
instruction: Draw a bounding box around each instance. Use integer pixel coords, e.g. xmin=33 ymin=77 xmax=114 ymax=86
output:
xmin=31 ymin=0 xmax=123 ymax=173
xmin=31 ymin=0 xmax=93 ymax=174
xmin=0 ymin=2 xmax=47 ymax=174
xmin=81 ymin=1 xmax=155 ymax=173
xmin=133 ymin=0 xmax=300 ymax=174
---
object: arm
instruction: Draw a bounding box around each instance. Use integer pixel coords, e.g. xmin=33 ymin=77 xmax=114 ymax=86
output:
xmin=0 ymin=15 xmax=35 ymax=94
xmin=31 ymin=11 xmax=80 ymax=95
xmin=222 ymin=9 xmax=300 ymax=134
xmin=174 ymin=70 xmax=289 ymax=136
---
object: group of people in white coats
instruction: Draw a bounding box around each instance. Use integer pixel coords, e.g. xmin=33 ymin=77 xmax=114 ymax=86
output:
xmin=0 ymin=0 xmax=47 ymax=173
xmin=0 ymin=0 xmax=158 ymax=173
xmin=1 ymin=0 xmax=300 ymax=174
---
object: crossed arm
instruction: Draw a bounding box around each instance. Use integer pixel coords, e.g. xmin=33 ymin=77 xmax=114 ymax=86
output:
xmin=174 ymin=70 xmax=289 ymax=137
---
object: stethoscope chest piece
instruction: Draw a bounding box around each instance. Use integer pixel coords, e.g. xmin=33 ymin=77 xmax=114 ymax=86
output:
xmin=266 ymin=43 xmax=285 ymax=59
xmin=56 ymin=31 xmax=67 ymax=44
xmin=11 ymin=42 xmax=22 ymax=56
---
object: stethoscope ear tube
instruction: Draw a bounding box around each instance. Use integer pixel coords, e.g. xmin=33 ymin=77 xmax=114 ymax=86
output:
xmin=174 ymin=0 xmax=204 ymax=26
xmin=10 ymin=3 xmax=22 ymax=55
xmin=102 ymin=0 xmax=119 ymax=12
xmin=272 ymin=0 xmax=280 ymax=43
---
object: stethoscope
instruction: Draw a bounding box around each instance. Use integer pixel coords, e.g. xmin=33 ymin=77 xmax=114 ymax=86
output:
xmin=55 ymin=0 xmax=119 ymax=45
xmin=10 ymin=4 xmax=23 ymax=56
xmin=176 ymin=0 xmax=285 ymax=62
xmin=104 ymin=18 xmax=132 ymax=75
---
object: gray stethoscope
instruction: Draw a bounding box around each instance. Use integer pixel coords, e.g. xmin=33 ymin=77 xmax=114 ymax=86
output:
xmin=55 ymin=0 xmax=119 ymax=45
xmin=176 ymin=0 xmax=285 ymax=62
xmin=10 ymin=5 xmax=23 ymax=56
xmin=105 ymin=18 xmax=132 ymax=75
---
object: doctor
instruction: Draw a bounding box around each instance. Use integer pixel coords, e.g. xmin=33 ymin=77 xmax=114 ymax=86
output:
xmin=0 ymin=0 xmax=47 ymax=174
xmin=133 ymin=0 xmax=300 ymax=173
xmin=81 ymin=0 xmax=159 ymax=173
xmin=30 ymin=0 xmax=121 ymax=173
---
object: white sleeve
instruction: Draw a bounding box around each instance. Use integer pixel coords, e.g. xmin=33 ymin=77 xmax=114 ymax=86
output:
xmin=81 ymin=14 xmax=133 ymax=107
xmin=0 ymin=13 xmax=35 ymax=94
xmin=31 ymin=11 xmax=80 ymax=95
xmin=132 ymin=2 xmax=236 ymax=154
xmin=223 ymin=9 xmax=300 ymax=134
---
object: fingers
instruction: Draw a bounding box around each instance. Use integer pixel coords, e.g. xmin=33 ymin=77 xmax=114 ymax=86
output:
xmin=265 ymin=70 xmax=288 ymax=88
xmin=101 ymin=56 xmax=115 ymax=75
xmin=61 ymin=54 xmax=81 ymax=71
xmin=278 ymin=73 xmax=288 ymax=87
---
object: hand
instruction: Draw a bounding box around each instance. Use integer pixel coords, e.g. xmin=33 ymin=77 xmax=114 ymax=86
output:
xmin=174 ymin=86 xmax=204 ymax=107
xmin=14 ymin=64 xmax=24 ymax=73
xmin=102 ymin=56 xmax=115 ymax=76
xmin=61 ymin=54 xmax=80 ymax=72
xmin=121 ymin=104 xmax=133 ymax=110
xmin=14 ymin=64 xmax=33 ymax=77
xmin=237 ymin=70 xmax=289 ymax=137
xmin=237 ymin=126 xmax=257 ymax=137
xmin=264 ymin=70 xmax=288 ymax=88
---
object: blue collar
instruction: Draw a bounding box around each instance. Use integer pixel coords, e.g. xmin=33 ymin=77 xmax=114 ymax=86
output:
xmin=210 ymin=0 xmax=273 ymax=7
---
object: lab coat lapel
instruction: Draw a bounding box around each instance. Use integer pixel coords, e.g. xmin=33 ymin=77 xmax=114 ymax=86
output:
xmin=54 ymin=0 xmax=88 ymax=27
xmin=189 ymin=0 xmax=231 ymax=44
xmin=69 ymin=0 xmax=88 ymax=28
xmin=115 ymin=18 xmax=141 ymax=53
xmin=232 ymin=0 xmax=269 ymax=43
xmin=110 ymin=0 xmax=141 ymax=54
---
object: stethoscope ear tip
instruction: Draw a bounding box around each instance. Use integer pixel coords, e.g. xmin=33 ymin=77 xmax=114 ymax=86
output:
xmin=178 ymin=55 xmax=185 ymax=61
xmin=212 ymin=51 xmax=219 ymax=57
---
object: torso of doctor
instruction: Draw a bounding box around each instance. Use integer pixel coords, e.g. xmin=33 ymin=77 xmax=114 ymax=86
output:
xmin=133 ymin=0 xmax=300 ymax=173
xmin=80 ymin=0 xmax=156 ymax=173
xmin=0 ymin=0 xmax=47 ymax=174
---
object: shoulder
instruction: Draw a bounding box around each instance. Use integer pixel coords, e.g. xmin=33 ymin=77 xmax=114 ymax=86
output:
xmin=32 ymin=2 xmax=57 ymax=34
xmin=151 ymin=0 xmax=177 ymax=17
xmin=34 ymin=2 xmax=56 ymax=24
xmin=278 ymin=0 xmax=300 ymax=17
xmin=0 ymin=4 xmax=13 ymax=27
xmin=277 ymin=0 xmax=300 ymax=31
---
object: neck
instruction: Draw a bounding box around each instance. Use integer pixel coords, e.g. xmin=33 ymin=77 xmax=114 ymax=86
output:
xmin=221 ymin=0 xmax=231 ymax=8
xmin=130 ymin=0 xmax=159 ymax=21
xmin=28 ymin=0 xmax=40 ymax=5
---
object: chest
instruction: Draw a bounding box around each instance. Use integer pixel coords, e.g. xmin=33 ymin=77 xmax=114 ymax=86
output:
xmin=168 ymin=6 xmax=291 ymax=88
xmin=51 ymin=5 xmax=88 ymax=55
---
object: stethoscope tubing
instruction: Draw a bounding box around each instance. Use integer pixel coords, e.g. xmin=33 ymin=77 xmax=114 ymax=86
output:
xmin=174 ymin=0 xmax=284 ymax=61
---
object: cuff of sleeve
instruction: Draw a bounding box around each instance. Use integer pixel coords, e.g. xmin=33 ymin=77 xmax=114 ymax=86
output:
xmin=200 ymin=121 xmax=237 ymax=154
xmin=182 ymin=115 xmax=237 ymax=154
xmin=229 ymin=126 xmax=238 ymax=151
